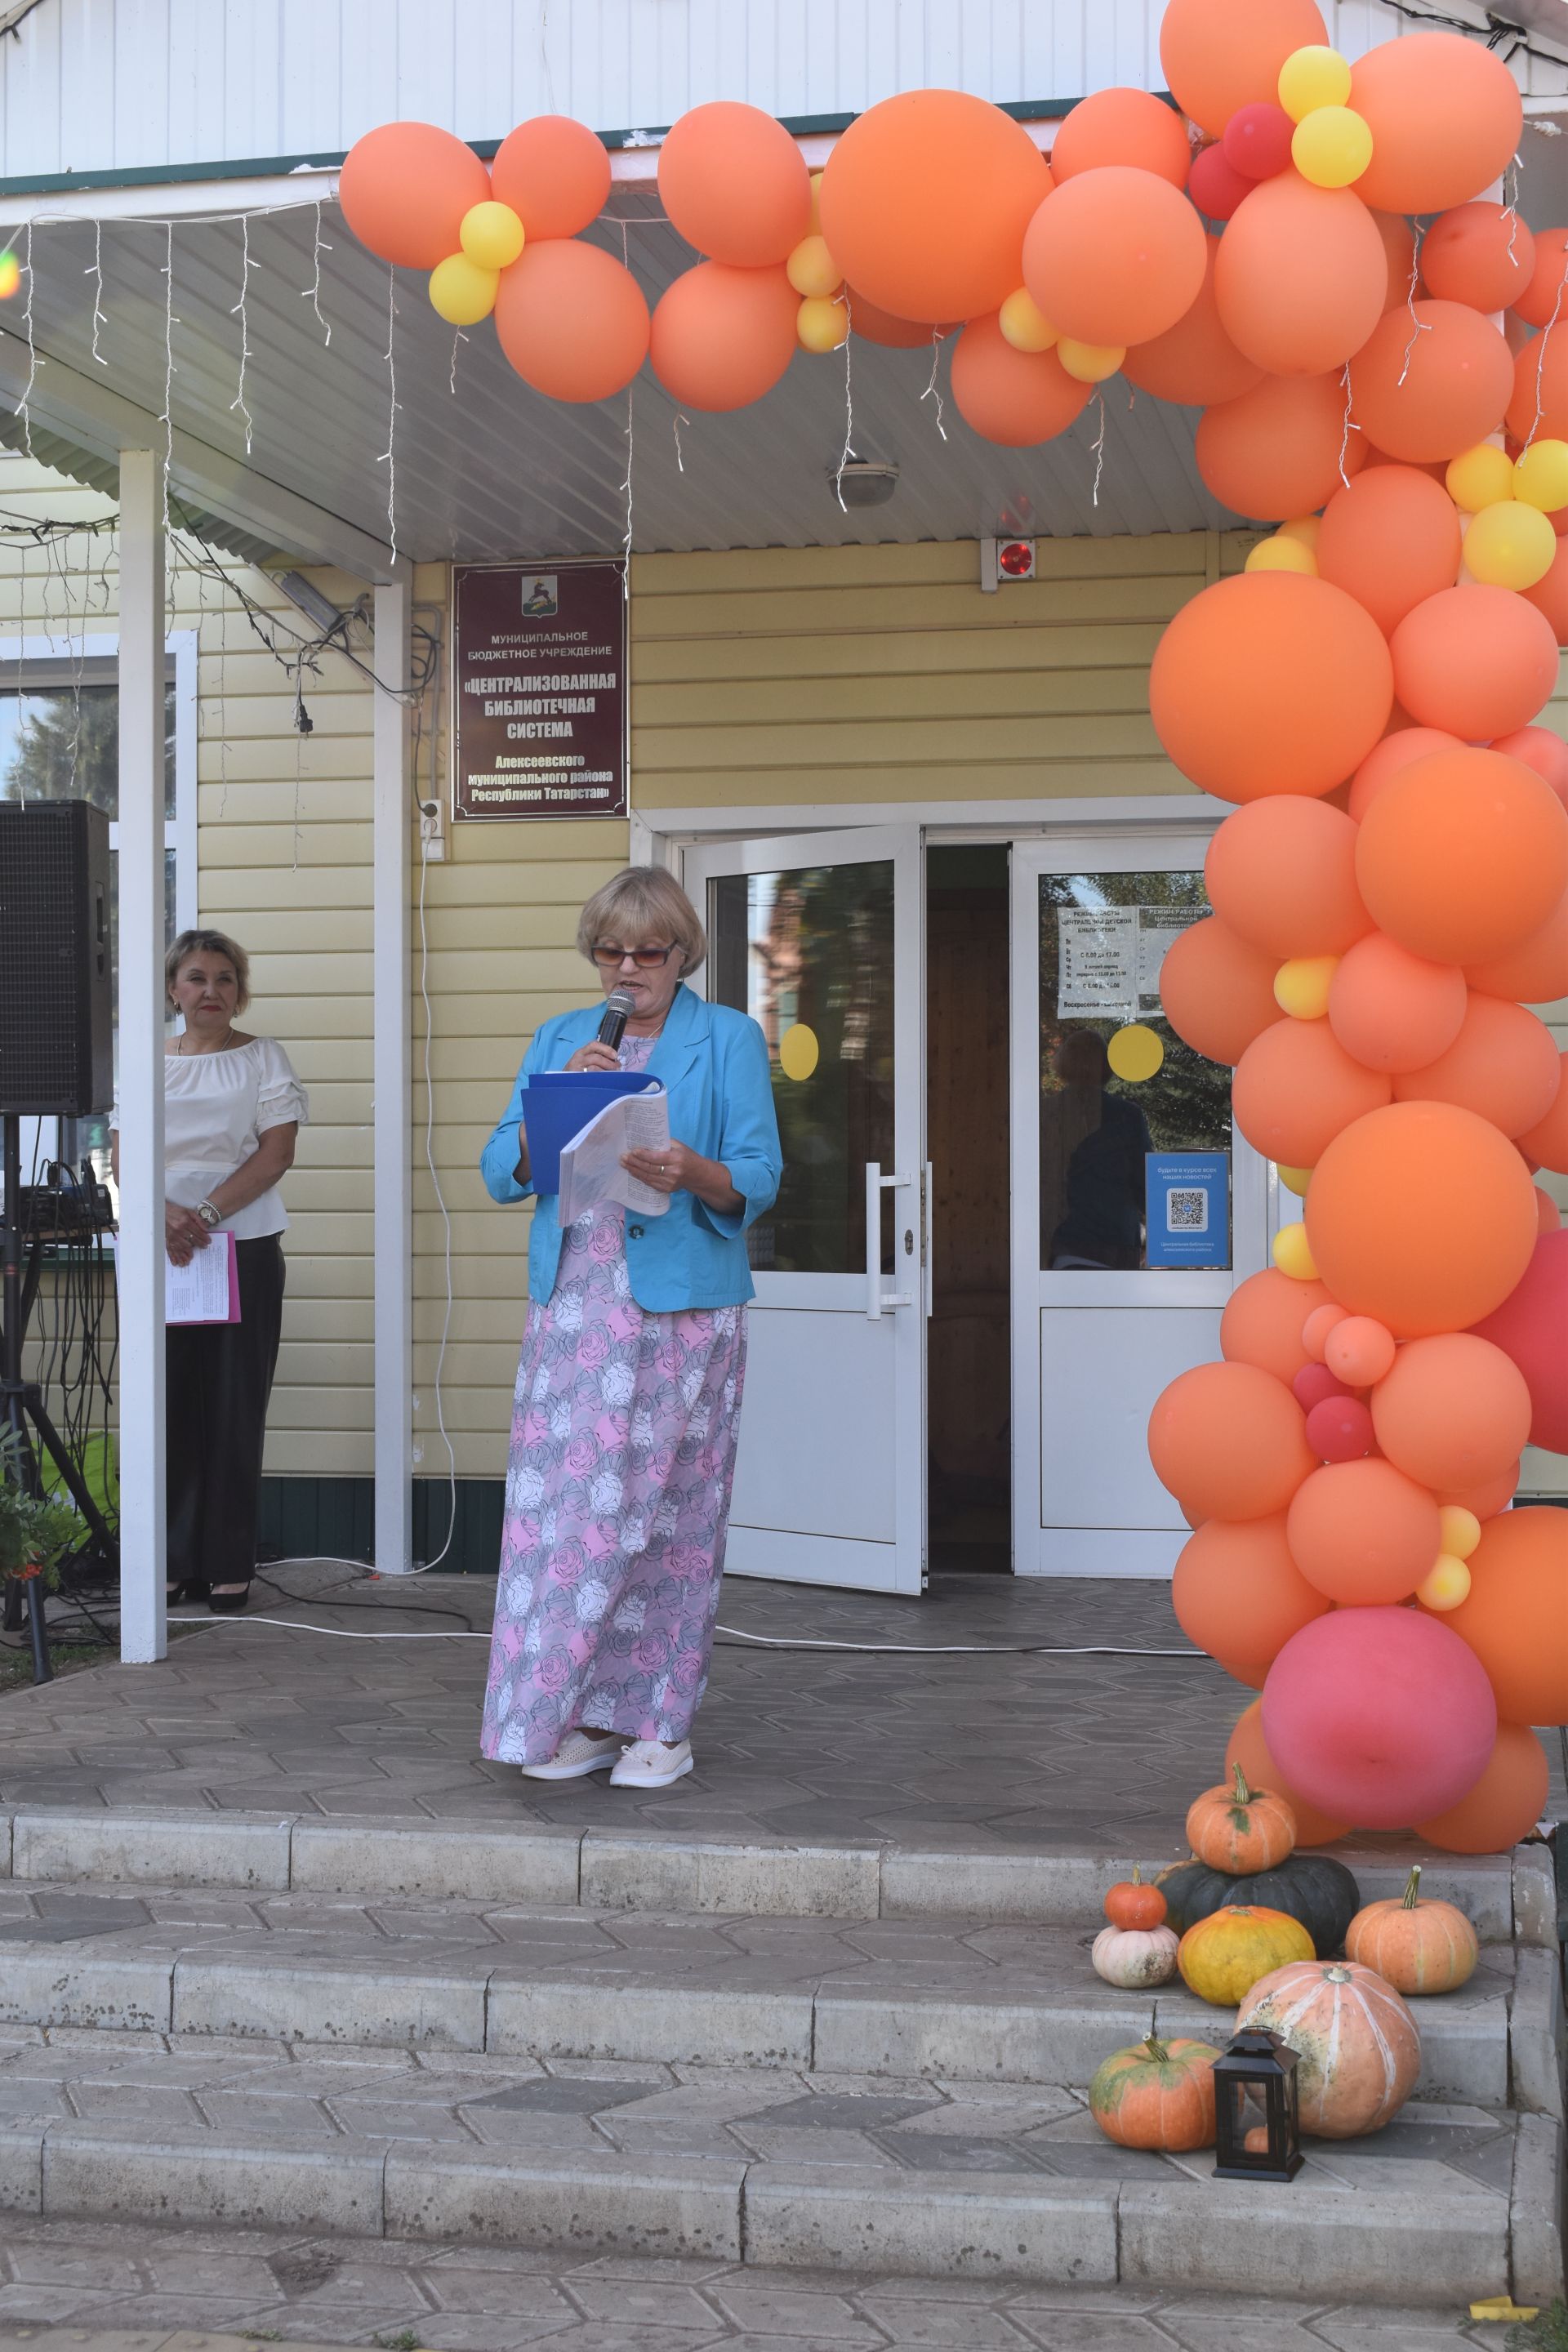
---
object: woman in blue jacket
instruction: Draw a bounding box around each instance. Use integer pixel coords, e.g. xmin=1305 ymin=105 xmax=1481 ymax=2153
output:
xmin=479 ymin=866 xmax=782 ymax=1791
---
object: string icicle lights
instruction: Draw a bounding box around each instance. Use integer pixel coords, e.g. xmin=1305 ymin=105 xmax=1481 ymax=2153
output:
xmin=920 ymin=327 xmax=948 ymax=442
xmin=377 ymin=265 xmax=399 ymax=562
xmin=303 ymin=199 xmax=332 ymax=348
xmin=833 ymin=301 xmax=856 ymax=514
xmin=161 ymin=221 xmax=178 ymax=528
xmin=449 ymin=327 xmax=467 ymax=395
xmin=87 ymin=218 xmax=109 ymax=365
xmin=1397 ymin=222 xmax=1431 ymax=389
xmin=673 ymin=411 xmax=689 ymax=472
xmin=1338 ymin=362 xmax=1356 ymax=488
xmin=229 ymin=214 xmax=255 ymax=453
xmin=620 ymin=376 xmax=635 ymax=599
xmin=1091 ymin=391 xmax=1107 ymax=509
xmin=14 ymin=222 xmax=36 ymax=457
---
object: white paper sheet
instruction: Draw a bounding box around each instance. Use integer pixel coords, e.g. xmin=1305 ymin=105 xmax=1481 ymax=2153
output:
xmin=558 ymin=1088 xmax=672 ymax=1225
xmin=165 ymin=1232 xmax=234 ymax=1324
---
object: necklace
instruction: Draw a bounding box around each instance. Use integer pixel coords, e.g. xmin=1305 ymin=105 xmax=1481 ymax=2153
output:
xmin=178 ymin=1026 xmax=235 ymax=1057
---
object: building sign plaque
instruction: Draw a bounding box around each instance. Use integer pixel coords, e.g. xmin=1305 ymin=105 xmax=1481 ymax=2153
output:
xmin=452 ymin=560 xmax=628 ymax=821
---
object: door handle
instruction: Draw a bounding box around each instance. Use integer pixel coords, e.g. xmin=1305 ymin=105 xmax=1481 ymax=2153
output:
xmin=865 ymin=1162 xmax=914 ymax=1318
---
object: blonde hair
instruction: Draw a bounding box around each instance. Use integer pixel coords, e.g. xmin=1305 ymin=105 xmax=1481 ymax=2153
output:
xmin=166 ymin=928 xmax=252 ymax=1013
xmin=577 ymin=866 xmax=706 ymax=977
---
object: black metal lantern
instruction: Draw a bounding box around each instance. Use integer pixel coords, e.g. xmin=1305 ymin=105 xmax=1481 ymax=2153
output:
xmin=1213 ymin=2028 xmax=1303 ymax=2182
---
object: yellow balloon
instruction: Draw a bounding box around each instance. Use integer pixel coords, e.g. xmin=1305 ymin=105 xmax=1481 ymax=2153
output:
xmin=429 ymin=252 xmax=500 ymax=325
xmin=1273 ymin=1223 xmax=1319 ymax=1281
xmin=1107 ymin=1023 xmax=1165 ymax=1082
xmin=1463 ymin=498 xmax=1557 ymax=590
xmin=1277 ymin=515 xmax=1321 ymax=550
xmin=797 ymin=294 xmax=849 ymax=352
xmin=1278 ymin=43 xmax=1353 ymax=122
xmin=1438 ymin=1504 xmax=1482 ymax=1561
xmin=999 ymin=287 xmax=1058 ymax=353
xmin=1276 ymin=1165 xmax=1313 ymax=1198
xmin=1446 ymin=443 xmax=1515 ymax=512
xmin=778 ymin=1022 xmax=821 ymax=1082
xmin=1417 ymin=1555 xmax=1472 ymax=1612
xmin=1273 ymin=956 xmax=1339 ymax=1019
xmin=1246 ymin=535 xmax=1317 ymax=577
xmin=1058 ymin=337 xmax=1125 ymax=383
xmin=1291 ymin=105 xmax=1374 ymax=189
xmin=1512 ymin=437 xmax=1568 ymax=513
xmin=459 ymin=200 xmax=525 ymax=270
xmin=786 ymin=234 xmax=843 ymax=299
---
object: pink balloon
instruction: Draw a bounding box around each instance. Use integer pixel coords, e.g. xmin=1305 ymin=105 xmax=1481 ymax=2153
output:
xmin=1263 ymin=1608 xmax=1497 ymax=1829
xmin=1223 ymin=104 xmax=1295 ymax=182
xmin=1188 ymin=143 xmax=1253 ymax=223
xmin=1305 ymin=1396 xmax=1377 ymax=1462
xmin=1293 ymin=1364 xmax=1352 ymax=1413
xmin=1469 ymin=1228 xmax=1568 ymax=1454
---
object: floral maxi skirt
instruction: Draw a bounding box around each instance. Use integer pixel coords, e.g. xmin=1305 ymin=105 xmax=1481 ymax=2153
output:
xmin=481 ymin=1208 xmax=748 ymax=1766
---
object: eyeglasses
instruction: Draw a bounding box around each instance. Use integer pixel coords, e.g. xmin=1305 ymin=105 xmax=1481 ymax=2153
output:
xmin=591 ymin=942 xmax=678 ymax=969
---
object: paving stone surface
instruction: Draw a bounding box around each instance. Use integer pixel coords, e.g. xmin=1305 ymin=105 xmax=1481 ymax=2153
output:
xmin=0 ymin=2216 xmax=1517 ymax=2348
xmin=3 ymin=1569 xmax=1561 ymax=1854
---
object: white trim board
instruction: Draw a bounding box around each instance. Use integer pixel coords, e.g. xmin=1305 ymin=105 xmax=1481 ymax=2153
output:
xmin=632 ymin=793 xmax=1220 ymax=862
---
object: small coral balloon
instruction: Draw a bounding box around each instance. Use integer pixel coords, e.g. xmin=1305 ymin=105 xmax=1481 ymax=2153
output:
xmin=1324 ymin=1315 xmax=1396 ymax=1387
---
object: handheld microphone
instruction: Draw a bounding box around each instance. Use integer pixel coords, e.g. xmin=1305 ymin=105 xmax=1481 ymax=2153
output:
xmin=597 ymin=987 xmax=636 ymax=1051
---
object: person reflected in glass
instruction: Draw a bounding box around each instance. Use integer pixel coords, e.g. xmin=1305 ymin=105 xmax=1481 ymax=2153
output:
xmin=1041 ymin=1028 xmax=1154 ymax=1270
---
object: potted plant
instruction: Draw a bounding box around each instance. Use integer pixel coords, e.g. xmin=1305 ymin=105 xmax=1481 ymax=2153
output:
xmin=0 ymin=1429 xmax=84 ymax=1593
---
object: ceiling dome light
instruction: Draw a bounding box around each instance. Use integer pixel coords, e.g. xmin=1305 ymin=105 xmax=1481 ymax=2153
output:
xmin=830 ymin=454 xmax=899 ymax=508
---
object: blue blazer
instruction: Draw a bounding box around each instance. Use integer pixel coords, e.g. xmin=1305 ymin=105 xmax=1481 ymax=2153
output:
xmin=479 ymin=983 xmax=782 ymax=1312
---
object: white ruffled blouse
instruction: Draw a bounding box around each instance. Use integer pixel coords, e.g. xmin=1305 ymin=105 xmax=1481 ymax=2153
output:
xmin=113 ymin=1037 xmax=309 ymax=1240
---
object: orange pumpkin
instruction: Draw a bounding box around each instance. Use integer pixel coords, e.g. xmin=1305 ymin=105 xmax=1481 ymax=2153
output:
xmin=1178 ymin=1904 xmax=1316 ymax=2007
xmin=1186 ymin=1762 xmax=1298 ymax=1873
xmin=1344 ymin=1865 xmax=1479 ymax=1995
xmin=1103 ymin=1864 xmax=1168 ymax=1931
xmin=1088 ymin=2033 xmax=1224 ymax=2150
xmin=1237 ymin=1959 xmax=1421 ymax=2137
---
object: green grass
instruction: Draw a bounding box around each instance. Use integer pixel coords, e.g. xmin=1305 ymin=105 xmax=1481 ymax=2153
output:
xmin=373 ymin=2332 xmax=422 ymax=2351
xmin=0 ymin=1638 xmax=110 ymax=1695
xmin=1510 ymin=2300 xmax=1568 ymax=2351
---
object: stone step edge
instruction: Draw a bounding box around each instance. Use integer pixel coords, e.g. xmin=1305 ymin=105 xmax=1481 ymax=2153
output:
xmin=0 ymin=2116 xmax=1554 ymax=2306
xmin=0 ymin=1806 xmax=1547 ymax=1941
xmin=0 ymin=1940 xmax=1554 ymax=2115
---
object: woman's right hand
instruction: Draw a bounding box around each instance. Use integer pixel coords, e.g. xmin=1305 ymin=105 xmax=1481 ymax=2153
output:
xmin=165 ymin=1201 xmax=209 ymax=1266
xmin=564 ymin=1041 xmax=622 ymax=1074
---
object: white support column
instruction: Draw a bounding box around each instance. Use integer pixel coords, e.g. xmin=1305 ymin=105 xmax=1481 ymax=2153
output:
xmin=372 ymin=579 xmax=414 ymax=1574
xmin=116 ymin=452 xmax=167 ymax=1663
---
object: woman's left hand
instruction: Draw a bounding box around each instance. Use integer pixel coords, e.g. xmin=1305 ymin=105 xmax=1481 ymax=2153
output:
xmin=621 ymin=1139 xmax=698 ymax=1196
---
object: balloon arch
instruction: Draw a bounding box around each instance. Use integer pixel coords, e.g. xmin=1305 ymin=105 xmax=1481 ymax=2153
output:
xmin=341 ymin=0 xmax=1568 ymax=1853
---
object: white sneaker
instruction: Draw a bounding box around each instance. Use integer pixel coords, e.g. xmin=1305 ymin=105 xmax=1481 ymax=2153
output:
xmin=610 ymin=1737 xmax=694 ymax=1788
xmin=519 ymin=1730 xmax=621 ymax=1781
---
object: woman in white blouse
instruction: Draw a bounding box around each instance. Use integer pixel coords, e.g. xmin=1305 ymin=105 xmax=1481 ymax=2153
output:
xmin=110 ymin=929 xmax=308 ymax=1613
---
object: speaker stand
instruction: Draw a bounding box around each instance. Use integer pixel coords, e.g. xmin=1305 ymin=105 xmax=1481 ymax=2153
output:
xmin=1 ymin=1114 xmax=121 ymax=1686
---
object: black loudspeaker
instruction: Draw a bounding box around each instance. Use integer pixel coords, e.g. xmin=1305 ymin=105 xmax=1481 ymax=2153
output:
xmin=0 ymin=802 xmax=113 ymax=1117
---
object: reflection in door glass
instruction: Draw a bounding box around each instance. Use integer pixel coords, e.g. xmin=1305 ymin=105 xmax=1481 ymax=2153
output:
xmin=1038 ymin=873 xmax=1232 ymax=1272
xmin=709 ymin=864 xmax=894 ymax=1274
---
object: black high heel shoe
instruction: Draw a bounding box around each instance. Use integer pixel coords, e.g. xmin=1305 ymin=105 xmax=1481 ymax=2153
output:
xmin=167 ymin=1579 xmax=209 ymax=1607
xmin=207 ymin=1582 xmax=252 ymax=1615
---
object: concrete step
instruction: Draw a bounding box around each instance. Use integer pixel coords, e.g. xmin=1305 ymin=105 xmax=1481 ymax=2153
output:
xmin=0 ymin=1878 xmax=1555 ymax=2114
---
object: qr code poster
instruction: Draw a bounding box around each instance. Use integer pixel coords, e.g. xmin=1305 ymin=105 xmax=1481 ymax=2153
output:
xmin=1146 ymin=1152 xmax=1230 ymax=1268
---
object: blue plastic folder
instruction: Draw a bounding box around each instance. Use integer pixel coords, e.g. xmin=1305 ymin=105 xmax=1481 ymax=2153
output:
xmin=520 ymin=1072 xmax=665 ymax=1195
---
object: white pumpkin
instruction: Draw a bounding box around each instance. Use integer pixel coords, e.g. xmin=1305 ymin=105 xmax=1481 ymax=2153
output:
xmin=1093 ymin=1922 xmax=1180 ymax=1989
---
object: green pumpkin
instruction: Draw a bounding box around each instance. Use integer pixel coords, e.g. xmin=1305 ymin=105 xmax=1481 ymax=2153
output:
xmin=1156 ymin=1852 xmax=1361 ymax=1958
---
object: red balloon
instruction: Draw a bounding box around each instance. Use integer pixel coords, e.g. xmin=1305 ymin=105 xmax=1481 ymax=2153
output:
xmin=649 ymin=261 xmax=798 ymax=411
xmin=1471 ymin=1229 xmax=1568 ymax=1454
xmin=1304 ymin=1396 xmax=1376 ymax=1463
xmin=1294 ymin=1364 xmax=1352 ymax=1413
xmin=950 ymin=316 xmax=1093 ymax=446
xmin=660 ymin=101 xmax=811 ymax=266
xmin=491 ymin=116 xmax=611 ymax=240
xmin=1196 ymin=371 xmax=1370 ymax=522
xmin=1187 ymin=143 xmax=1254 ymax=223
xmin=492 ymin=239 xmax=650 ymax=403
xmin=1263 ymin=1607 xmax=1497 ymax=1829
xmin=339 ymin=122 xmax=493 ymax=270
xmin=1222 ymin=103 xmax=1295 ymax=181
xmin=1121 ymin=232 xmax=1262 ymax=407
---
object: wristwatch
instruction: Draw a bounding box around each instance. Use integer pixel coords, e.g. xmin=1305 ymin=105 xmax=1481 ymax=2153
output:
xmin=195 ymin=1200 xmax=221 ymax=1229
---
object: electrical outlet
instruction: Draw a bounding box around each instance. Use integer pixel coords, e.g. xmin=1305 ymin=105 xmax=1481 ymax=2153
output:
xmin=419 ymin=800 xmax=447 ymax=862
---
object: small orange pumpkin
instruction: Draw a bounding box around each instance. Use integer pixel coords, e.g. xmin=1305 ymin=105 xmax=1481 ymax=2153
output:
xmin=1088 ymin=2032 xmax=1224 ymax=2150
xmin=1103 ymin=1864 xmax=1167 ymax=1931
xmin=1186 ymin=1762 xmax=1297 ymax=1873
xmin=1178 ymin=1904 xmax=1315 ymax=2007
xmin=1238 ymin=1959 xmax=1421 ymax=2137
xmin=1344 ymin=1865 xmax=1478 ymax=1995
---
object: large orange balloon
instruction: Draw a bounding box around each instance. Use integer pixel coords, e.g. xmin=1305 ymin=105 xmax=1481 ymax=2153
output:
xmin=492 ymin=240 xmax=650 ymax=403
xmin=491 ymin=116 xmax=610 ymax=239
xmin=1050 ymin=88 xmax=1192 ymax=187
xmin=1349 ymin=301 xmax=1514 ymax=464
xmin=1468 ymin=894 xmax=1568 ymax=1004
xmin=1022 ymin=167 xmax=1206 ymax=348
xmin=819 ymin=91 xmax=1052 ymax=324
xmin=1121 ymin=233 xmax=1262 ymax=407
xmin=1205 ymin=799 xmax=1371 ymax=960
xmin=1518 ymin=1053 xmax=1568 ymax=1174
xmin=659 ymin=102 xmax=810 ymax=267
xmin=949 ymin=316 xmax=1092 ymax=446
xmin=1306 ymin=1100 xmax=1540 ymax=1337
xmin=1437 ymin=1507 xmax=1568 ymax=1726
xmin=1393 ymin=994 xmax=1562 ymax=1138
xmin=339 ymin=122 xmax=493 ymax=270
xmin=1507 ymin=330 xmax=1568 ymax=450
xmin=1233 ymin=1018 xmax=1392 ymax=1168
xmin=1148 ymin=1361 xmax=1316 ymax=1524
xmin=1415 ymin=1722 xmax=1550 ymax=1855
xmin=1315 ymin=468 xmax=1463 ymax=640
xmin=1215 ymin=174 xmax=1386 ymax=379
xmin=1149 ymin=573 xmax=1393 ymax=802
xmin=1196 ymin=371 xmax=1369 ymax=522
xmin=1421 ymin=202 xmax=1535 ymax=314
xmin=1328 ymin=933 xmax=1468 ymax=1076
xmin=648 ymin=261 xmax=798 ymax=411
xmin=1221 ymin=1267 xmax=1334 ymax=1387
xmin=1227 ymin=1699 xmax=1348 ymax=1846
xmin=1159 ymin=915 xmax=1287 ymax=1065
xmin=1390 ymin=591 xmax=1561 ymax=746
xmin=1370 ymin=1333 xmax=1533 ymax=1494
xmin=1174 ymin=1515 xmax=1330 ymax=1665
xmin=1349 ymin=32 xmax=1523 ymax=216
xmin=1287 ymin=1458 xmax=1443 ymax=1606
xmin=1160 ymin=0 xmax=1330 ymax=140
xmin=1522 ymin=537 xmax=1568 ymax=648
xmin=1355 ymin=748 xmax=1568 ymax=967
xmin=1348 ymin=727 xmax=1463 ymax=825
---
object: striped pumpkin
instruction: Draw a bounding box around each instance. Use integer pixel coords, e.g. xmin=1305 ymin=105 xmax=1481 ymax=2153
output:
xmin=1237 ymin=1959 xmax=1421 ymax=2138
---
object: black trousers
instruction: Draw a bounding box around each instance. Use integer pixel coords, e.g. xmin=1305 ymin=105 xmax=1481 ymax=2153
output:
xmin=165 ymin=1234 xmax=286 ymax=1588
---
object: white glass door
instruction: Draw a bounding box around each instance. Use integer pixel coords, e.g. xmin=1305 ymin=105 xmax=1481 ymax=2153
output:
xmin=1009 ymin=832 xmax=1271 ymax=1577
xmin=684 ymin=825 xmax=926 ymax=1595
